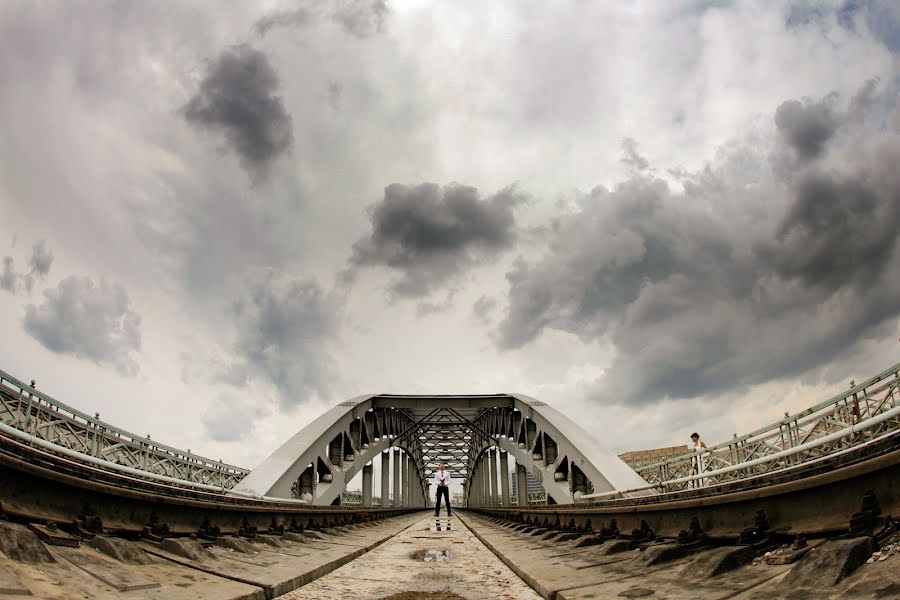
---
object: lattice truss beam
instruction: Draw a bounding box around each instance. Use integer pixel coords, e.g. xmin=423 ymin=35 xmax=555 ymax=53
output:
xmin=235 ymin=394 xmax=649 ymax=506
xmin=5 ymin=360 xmax=896 ymax=506
xmin=0 ymin=371 xmax=247 ymax=489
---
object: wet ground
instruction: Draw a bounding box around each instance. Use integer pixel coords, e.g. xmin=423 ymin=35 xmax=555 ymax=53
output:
xmin=280 ymin=514 xmax=541 ymax=600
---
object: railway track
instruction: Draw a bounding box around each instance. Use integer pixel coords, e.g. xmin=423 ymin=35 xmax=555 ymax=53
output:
xmin=0 ymin=420 xmax=898 ymax=597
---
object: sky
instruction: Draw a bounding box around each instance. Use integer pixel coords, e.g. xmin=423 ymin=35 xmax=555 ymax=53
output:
xmin=1 ymin=0 xmax=899 ymax=479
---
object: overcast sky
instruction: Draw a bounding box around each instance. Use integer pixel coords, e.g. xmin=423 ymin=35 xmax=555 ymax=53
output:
xmin=1 ymin=0 xmax=899 ymax=473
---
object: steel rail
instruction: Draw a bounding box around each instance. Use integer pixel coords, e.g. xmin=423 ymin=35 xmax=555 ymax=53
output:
xmin=0 ymin=421 xmax=304 ymax=503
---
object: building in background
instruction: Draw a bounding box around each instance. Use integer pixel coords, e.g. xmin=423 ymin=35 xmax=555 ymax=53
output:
xmin=618 ymin=445 xmax=690 ymax=470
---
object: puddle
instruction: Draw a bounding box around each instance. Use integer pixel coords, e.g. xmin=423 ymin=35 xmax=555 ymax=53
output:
xmin=618 ymin=589 xmax=655 ymax=598
xmin=410 ymin=548 xmax=454 ymax=562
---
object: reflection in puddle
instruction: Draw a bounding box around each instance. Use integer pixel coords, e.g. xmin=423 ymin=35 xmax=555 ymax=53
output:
xmin=410 ymin=548 xmax=454 ymax=562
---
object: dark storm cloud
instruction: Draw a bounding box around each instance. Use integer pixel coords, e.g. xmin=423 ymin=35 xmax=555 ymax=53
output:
xmin=349 ymin=183 xmax=524 ymax=297
xmin=182 ymin=45 xmax=293 ymax=181
xmin=254 ymin=1 xmax=389 ymax=39
xmin=774 ymin=96 xmax=838 ymax=160
xmin=497 ymin=83 xmax=900 ymax=405
xmin=23 ymin=276 xmax=142 ymax=376
xmin=231 ymin=270 xmax=338 ymax=406
xmin=760 ymin=168 xmax=900 ymax=290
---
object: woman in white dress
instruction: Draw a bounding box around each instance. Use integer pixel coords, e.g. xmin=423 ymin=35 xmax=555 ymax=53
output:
xmin=690 ymin=432 xmax=707 ymax=488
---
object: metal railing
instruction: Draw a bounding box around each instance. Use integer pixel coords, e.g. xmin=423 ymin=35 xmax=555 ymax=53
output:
xmin=0 ymin=369 xmax=249 ymax=489
xmin=586 ymin=361 xmax=900 ymax=499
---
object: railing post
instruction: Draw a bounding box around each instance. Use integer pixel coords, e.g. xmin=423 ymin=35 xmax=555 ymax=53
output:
xmin=23 ymin=383 xmax=36 ymax=438
xmin=90 ymin=412 xmax=101 ymax=457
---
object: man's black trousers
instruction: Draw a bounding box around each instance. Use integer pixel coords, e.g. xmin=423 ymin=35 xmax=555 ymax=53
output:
xmin=435 ymin=485 xmax=451 ymax=516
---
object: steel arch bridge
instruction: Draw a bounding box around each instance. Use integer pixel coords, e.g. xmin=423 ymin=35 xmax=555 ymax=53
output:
xmin=232 ymin=393 xmax=650 ymax=506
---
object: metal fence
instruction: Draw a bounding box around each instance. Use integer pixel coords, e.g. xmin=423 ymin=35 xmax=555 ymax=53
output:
xmin=0 ymin=369 xmax=249 ymax=489
xmin=625 ymin=361 xmax=900 ymax=494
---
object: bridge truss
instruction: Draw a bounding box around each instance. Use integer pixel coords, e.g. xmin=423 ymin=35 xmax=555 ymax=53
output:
xmin=0 ymin=369 xmax=248 ymax=490
xmin=1 ymin=361 xmax=898 ymax=508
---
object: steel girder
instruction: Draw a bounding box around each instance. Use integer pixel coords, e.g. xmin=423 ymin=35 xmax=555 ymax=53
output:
xmin=467 ymin=394 xmax=650 ymax=504
xmin=235 ymin=394 xmax=648 ymax=505
xmin=232 ymin=395 xmax=431 ymax=505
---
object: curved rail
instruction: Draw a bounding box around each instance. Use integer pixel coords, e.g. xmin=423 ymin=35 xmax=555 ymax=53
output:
xmin=628 ymin=361 xmax=900 ymax=494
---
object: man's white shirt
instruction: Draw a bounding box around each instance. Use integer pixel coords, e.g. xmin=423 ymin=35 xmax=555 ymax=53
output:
xmin=433 ymin=469 xmax=451 ymax=487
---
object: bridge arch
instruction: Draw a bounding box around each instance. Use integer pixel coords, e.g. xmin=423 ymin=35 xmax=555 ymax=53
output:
xmin=233 ymin=394 xmax=648 ymax=506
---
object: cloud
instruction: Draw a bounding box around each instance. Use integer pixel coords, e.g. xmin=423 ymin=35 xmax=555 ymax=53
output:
xmin=349 ymin=183 xmax=524 ymax=297
xmin=326 ymin=81 xmax=343 ymax=111
xmin=202 ymin=391 xmax=266 ymax=442
xmin=231 ymin=270 xmax=339 ymax=406
xmin=838 ymin=0 xmax=900 ymax=52
xmin=1 ymin=257 xmax=17 ymax=293
xmin=472 ymin=295 xmax=498 ymax=323
xmin=182 ymin=45 xmax=293 ymax=181
xmin=23 ymin=275 xmax=142 ymax=376
xmin=27 ymin=240 xmax=53 ymax=277
xmin=254 ymin=6 xmax=313 ymax=36
xmin=497 ymin=82 xmax=900 ymax=405
xmin=774 ymin=96 xmax=838 ymax=160
xmin=620 ymin=138 xmax=650 ymax=171
xmin=332 ymin=0 xmax=389 ymax=38
xmin=1 ymin=240 xmax=54 ymax=294
xmin=254 ymin=0 xmax=389 ymax=39
xmin=760 ymin=167 xmax=900 ymax=290
xmin=416 ymin=290 xmax=456 ymax=318
xmin=24 ymin=239 xmax=53 ymax=292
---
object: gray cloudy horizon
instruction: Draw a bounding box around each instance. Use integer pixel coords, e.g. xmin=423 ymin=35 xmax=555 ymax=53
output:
xmin=1 ymin=0 xmax=899 ymax=469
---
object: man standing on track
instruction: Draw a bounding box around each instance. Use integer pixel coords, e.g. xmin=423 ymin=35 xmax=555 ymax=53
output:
xmin=433 ymin=463 xmax=452 ymax=517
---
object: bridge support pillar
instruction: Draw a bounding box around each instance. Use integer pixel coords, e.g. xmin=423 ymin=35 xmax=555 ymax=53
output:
xmin=392 ymin=448 xmax=401 ymax=506
xmin=489 ymin=448 xmax=499 ymax=507
xmin=481 ymin=454 xmax=491 ymax=506
xmin=516 ymin=462 xmax=528 ymax=507
xmin=380 ymin=450 xmax=390 ymax=507
xmin=412 ymin=470 xmax=422 ymax=506
xmin=499 ymin=450 xmax=511 ymax=507
xmin=425 ymin=482 xmax=431 ymax=507
xmin=362 ymin=462 xmax=373 ymax=507
xmin=398 ymin=450 xmax=405 ymax=506
xmin=461 ymin=480 xmax=467 ymax=507
xmin=403 ymin=452 xmax=411 ymax=506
